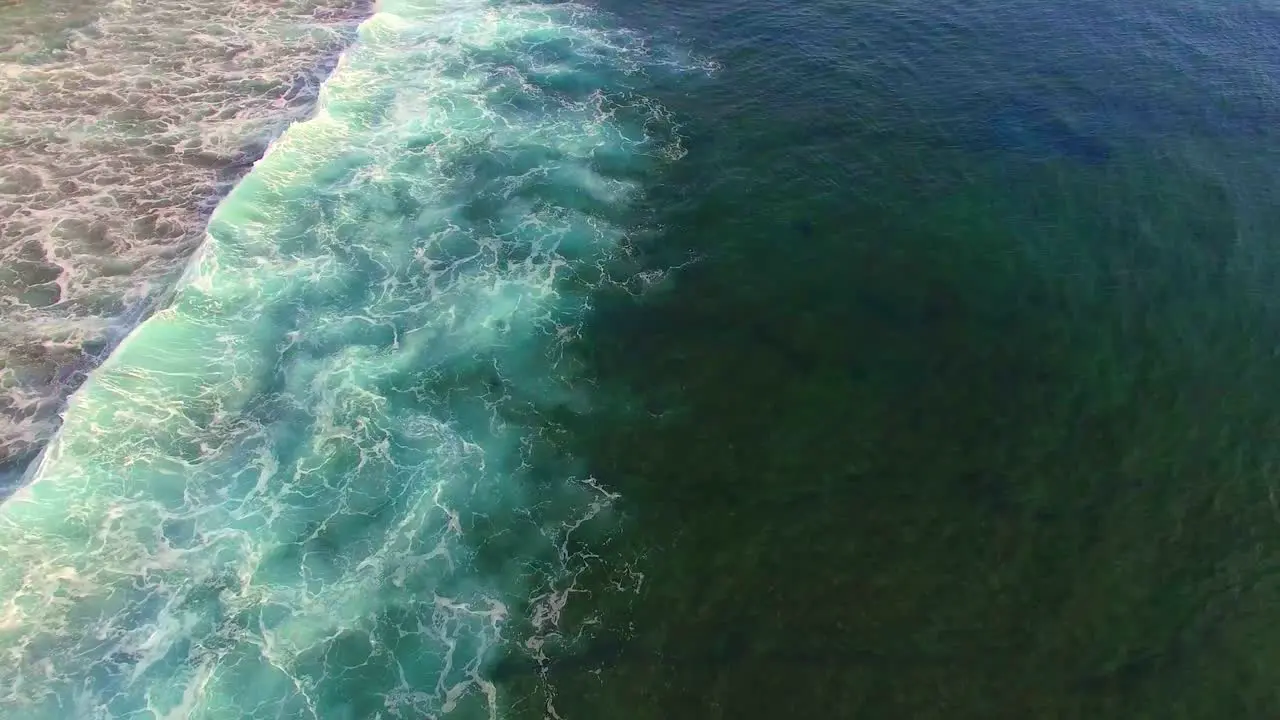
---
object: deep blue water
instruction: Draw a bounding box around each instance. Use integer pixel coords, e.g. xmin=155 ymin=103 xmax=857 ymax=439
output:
xmin=5 ymin=0 xmax=1280 ymax=717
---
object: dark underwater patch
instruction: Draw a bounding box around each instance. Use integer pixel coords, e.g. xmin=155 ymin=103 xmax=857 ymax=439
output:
xmin=985 ymin=97 xmax=1112 ymax=164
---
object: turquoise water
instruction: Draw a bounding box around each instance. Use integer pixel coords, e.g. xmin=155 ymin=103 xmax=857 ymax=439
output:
xmin=1 ymin=2 xmax=706 ymax=717
xmin=8 ymin=0 xmax=1280 ymax=716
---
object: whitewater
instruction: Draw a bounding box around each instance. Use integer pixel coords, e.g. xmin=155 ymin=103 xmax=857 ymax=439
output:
xmin=0 ymin=1 xmax=709 ymax=717
xmin=0 ymin=0 xmax=368 ymax=483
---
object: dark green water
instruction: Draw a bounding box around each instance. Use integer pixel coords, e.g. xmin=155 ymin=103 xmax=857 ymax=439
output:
xmin=499 ymin=0 xmax=1280 ymax=716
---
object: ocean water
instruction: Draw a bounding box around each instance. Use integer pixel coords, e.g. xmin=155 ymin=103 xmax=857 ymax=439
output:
xmin=1 ymin=1 xmax=708 ymax=717
xmin=0 ymin=0 xmax=367 ymax=484
xmin=7 ymin=0 xmax=1280 ymax=717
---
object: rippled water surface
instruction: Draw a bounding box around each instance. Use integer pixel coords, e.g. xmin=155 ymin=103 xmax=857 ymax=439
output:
xmin=7 ymin=0 xmax=1280 ymax=717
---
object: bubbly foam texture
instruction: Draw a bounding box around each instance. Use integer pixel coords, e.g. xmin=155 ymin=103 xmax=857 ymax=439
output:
xmin=0 ymin=1 xmax=707 ymax=717
xmin=0 ymin=0 xmax=368 ymax=480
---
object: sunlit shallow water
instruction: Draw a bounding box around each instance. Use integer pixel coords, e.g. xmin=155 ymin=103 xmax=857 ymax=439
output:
xmin=0 ymin=0 xmax=366 ymax=481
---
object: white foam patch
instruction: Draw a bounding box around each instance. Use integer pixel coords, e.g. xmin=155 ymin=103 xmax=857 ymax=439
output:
xmin=0 ymin=1 xmax=710 ymax=717
xmin=0 ymin=0 xmax=369 ymax=478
